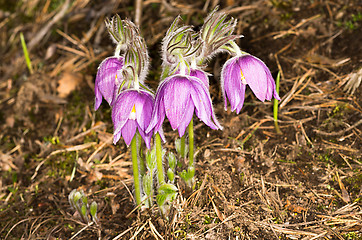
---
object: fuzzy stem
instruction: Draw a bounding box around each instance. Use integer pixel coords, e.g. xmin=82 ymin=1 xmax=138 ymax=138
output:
xmin=229 ymin=40 xmax=242 ymax=56
xmin=134 ymin=74 xmax=140 ymax=90
xmin=274 ymin=72 xmax=282 ymax=134
xmin=180 ymin=135 xmax=186 ymax=159
xmin=179 ymin=55 xmax=186 ymax=76
xmin=137 ymin=133 xmax=145 ymax=176
xmin=188 ymin=117 xmax=194 ymax=167
xmin=114 ymin=44 xmax=122 ymax=57
xmin=161 ymin=64 xmax=170 ymax=81
xmin=155 ymin=133 xmax=165 ymax=186
xmin=131 ymin=135 xmax=141 ymax=205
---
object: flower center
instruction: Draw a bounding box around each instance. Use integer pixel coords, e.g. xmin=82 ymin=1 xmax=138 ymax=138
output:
xmin=129 ymin=105 xmax=137 ymax=120
xmin=240 ymin=69 xmax=247 ymax=84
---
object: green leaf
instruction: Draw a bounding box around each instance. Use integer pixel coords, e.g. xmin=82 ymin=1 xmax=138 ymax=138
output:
xmin=168 ymin=152 xmax=177 ymax=170
xmin=81 ymin=204 xmax=87 ymax=218
xmin=82 ymin=196 xmax=88 ymax=205
xmin=146 ymin=146 xmax=157 ymax=170
xmin=156 ymin=194 xmax=166 ymax=207
xmin=90 ymin=201 xmax=97 ymax=218
xmin=167 ymin=169 xmax=175 ymax=182
xmin=20 ymin=32 xmax=33 ymax=74
xmin=187 ymin=166 xmax=195 ymax=178
xmin=142 ymin=173 xmax=153 ymax=196
xmin=158 ymin=183 xmax=178 ymax=194
xmin=68 ymin=189 xmax=77 ymax=209
xmin=73 ymin=192 xmax=82 ymax=204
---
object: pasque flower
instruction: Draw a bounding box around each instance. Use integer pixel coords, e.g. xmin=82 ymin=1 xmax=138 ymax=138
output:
xmin=146 ymin=74 xmax=222 ymax=137
xmin=94 ymin=57 xmax=124 ymax=110
xmin=221 ymin=54 xmax=280 ymax=113
xmin=112 ymin=89 xmax=154 ymax=148
xmin=190 ymin=69 xmax=209 ymax=87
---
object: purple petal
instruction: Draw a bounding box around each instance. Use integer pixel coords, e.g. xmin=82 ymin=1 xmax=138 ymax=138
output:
xmin=163 ymin=76 xmax=191 ymax=130
xmin=146 ymin=82 xmax=167 ymax=134
xmin=112 ymin=90 xmax=137 ymax=139
xmin=113 ymin=131 xmax=122 ymax=145
xmin=94 ymin=57 xmax=124 ymax=108
xmin=239 ymin=55 xmax=268 ymax=102
xmin=94 ymin=84 xmax=103 ymax=110
xmin=177 ymin=100 xmax=195 ymax=137
xmin=135 ymin=90 xmax=154 ymax=132
xmin=121 ymin=120 xmax=137 ymax=146
xmin=235 ymin=84 xmax=246 ymax=114
xmin=221 ymin=58 xmax=235 ymax=110
xmin=190 ymin=69 xmax=209 ymax=87
xmin=229 ymin=59 xmax=246 ymax=111
xmin=138 ymin=124 xmax=152 ymax=149
xmin=190 ymin=78 xmax=222 ymax=130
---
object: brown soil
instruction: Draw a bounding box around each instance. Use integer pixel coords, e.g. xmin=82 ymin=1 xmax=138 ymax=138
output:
xmin=0 ymin=0 xmax=361 ymax=239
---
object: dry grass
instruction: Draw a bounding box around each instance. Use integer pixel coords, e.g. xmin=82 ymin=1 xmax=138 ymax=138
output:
xmin=0 ymin=0 xmax=361 ymax=239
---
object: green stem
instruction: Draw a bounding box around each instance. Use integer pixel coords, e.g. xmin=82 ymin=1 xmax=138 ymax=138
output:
xmin=137 ymin=133 xmax=145 ymax=176
xmin=131 ymin=135 xmax=141 ymax=205
xmin=180 ymin=135 xmax=186 ymax=159
xmin=161 ymin=64 xmax=170 ymax=81
xmin=188 ymin=117 xmax=194 ymax=167
xmin=273 ymin=72 xmax=282 ymax=134
xmin=20 ymin=32 xmax=33 ymax=75
xmin=229 ymin=40 xmax=242 ymax=56
xmin=155 ymin=133 xmax=165 ymax=186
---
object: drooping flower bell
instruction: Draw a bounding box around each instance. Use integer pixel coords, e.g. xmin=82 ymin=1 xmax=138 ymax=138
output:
xmin=112 ymin=89 xmax=154 ymax=149
xmin=146 ymin=74 xmax=222 ymax=137
xmin=94 ymin=56 xmax=124 ymax=110
xmin=190 ymin=69 xmax=209 ymax=87
xmin=221 ymin=54 xmax=280 ymax=113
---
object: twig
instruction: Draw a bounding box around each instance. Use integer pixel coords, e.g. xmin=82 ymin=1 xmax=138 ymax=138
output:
xmin=135 ymin=0 xmax=143 ymax=27
xmin=69 ymin=222 xmax=94 ymax=240
xmin=112 ymin=227 xmax=133 ymax=240
xmin=86 ymin=136 xmax=113 ymax=164
xmin=279 ymin=69 xmax=314 ymax=109
xmin=314 ymin=119 xmax=362 ymax=136
xmin=28 ymin=0 xmax=70 ymax=50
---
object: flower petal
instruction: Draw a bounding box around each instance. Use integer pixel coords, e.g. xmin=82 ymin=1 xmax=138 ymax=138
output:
xmin=190 ymin=78 xmax=219 ymax=129
xmin=135 ymin=90 xmax=154 ymax=132
xmin=112 ymin=90 xmax=138 ymax=138
xmin=121 ymin=120 xmax=137 ymax=146
xmin=239 ymin=55 xmax=268 ymax=102
xmin=138 ymin=123 xmax=152 ymax=149
xmin=95 ymin=57 xmax=124 ymax=107
xmin=94 ymin=84 xmax=103 ymax=110
xmin=177 ymin=99 xmax=195 ymax=137
xmin=221 ymin=58 xmax=236 ymax=110
xmin=190 ymin=69 xmax=209 ymax=87
xmin=146 ymin=82 xmax=167 ymax=134
xmin=163 ymin=76 xmax=191 ymax=130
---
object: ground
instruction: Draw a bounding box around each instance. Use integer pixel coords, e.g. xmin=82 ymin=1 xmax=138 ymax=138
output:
xmin=0 ymin=0 xmax=361 ymax=239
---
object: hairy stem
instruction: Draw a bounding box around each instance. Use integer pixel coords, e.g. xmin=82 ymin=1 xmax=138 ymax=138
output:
xmin=274 ymin=72 xmax=282 ymax=134
xmin=180 ymin=135 xmax=186 ymax=159
xmin=155 ymin=133 xmax=165 ymax=186
xmin=137 ymin=133 xmax=145 ymax=176
xmin=188 ymin=117 xmax=194 ymax=167
xmin=131 ymin=135 xmax=141 ymax=205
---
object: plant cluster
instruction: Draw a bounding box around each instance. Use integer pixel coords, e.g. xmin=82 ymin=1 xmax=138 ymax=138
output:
xmin=93 ymin=7 xmax=279 ymax=215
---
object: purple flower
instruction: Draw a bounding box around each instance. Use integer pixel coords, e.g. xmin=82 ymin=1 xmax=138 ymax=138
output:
xmin=221 ymin=54 xmax=280 ymax=113
xmin=146 ymin=74 xmax=222 ymax=137
xmin=190 ymin=69 xmax=209 ymax=87
xmin=94 ymin=57 xmax=124 ymax=110
xmin=112 ymin=89 xmax=154 ymax=148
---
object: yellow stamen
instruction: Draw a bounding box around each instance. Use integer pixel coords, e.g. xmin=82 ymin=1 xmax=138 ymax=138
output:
xmin=129 ymin=105 xmax=137 ymax=120
xmin=240 ymin=69 xmax=247 ymax=84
